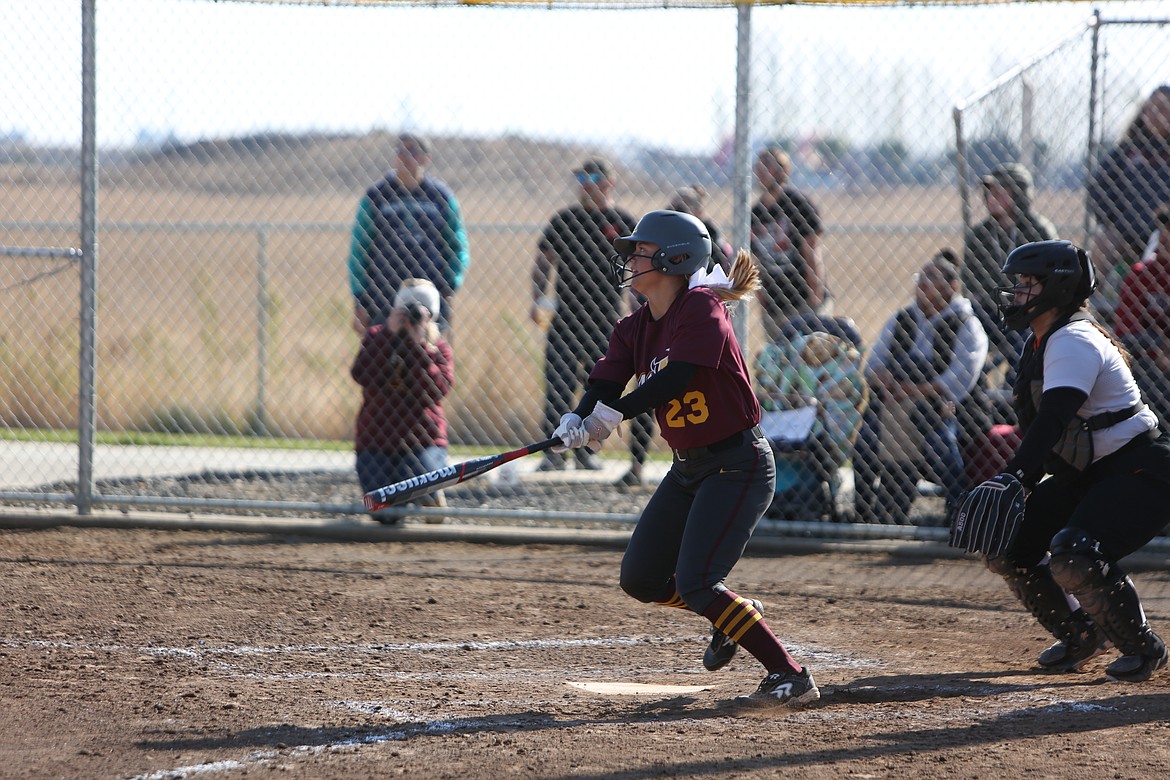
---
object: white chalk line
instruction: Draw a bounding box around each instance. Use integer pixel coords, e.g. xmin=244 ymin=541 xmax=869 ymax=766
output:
xmin=0 ymin=634 xmax=877 ymax=669
xmin=128 ymin=712 xmax=542 ymax=780
xmin=10 ymin=633 xmax=883 ymax=779
xmin=130 ymin=693 xmax=1119 ymax=779
xmin=2 ymin=635 xmax=689 ymax=656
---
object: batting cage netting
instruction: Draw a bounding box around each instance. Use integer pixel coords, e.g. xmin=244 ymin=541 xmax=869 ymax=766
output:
xmin=2 ymin=0 xmax=1169 ymax=532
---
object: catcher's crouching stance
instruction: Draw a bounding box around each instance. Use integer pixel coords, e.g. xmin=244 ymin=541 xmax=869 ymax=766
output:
xmin=553 ymin=211 xmax=819 ymax=708
xmin=951 ymin=240 xmax=1170 ymax=682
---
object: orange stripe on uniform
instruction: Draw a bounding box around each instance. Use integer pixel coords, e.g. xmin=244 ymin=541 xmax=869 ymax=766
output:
xmin=715 ymin=596 xmax=762 ymax=642
xmin=714 ymin=595 xmax=748 ymax=628
xmin=727 ymin=607 xmax=762 ymax=642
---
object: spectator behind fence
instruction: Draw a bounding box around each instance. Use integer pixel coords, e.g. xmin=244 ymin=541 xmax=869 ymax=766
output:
xmin=750 ymin=145 xmax=829 ymax=343
xmin=963 ymin=162 xmax=1058 ymax=386
xmin=619 ymin=185 xmax=734 ymax=488
xmin=351 ymin=279 xmax=454 ymax=525
xmin=1114 ymin=203 xmax=1170 ymax=429
xmin=347 ymin=134 xmax=470 ymax=335
xmin=1087 ymin=85 xmax=1170 ymax=324
xmin=530 ymin=156 xmax=637 ymax=472
xmin=852 ymin=249 xmax=988 ymax=525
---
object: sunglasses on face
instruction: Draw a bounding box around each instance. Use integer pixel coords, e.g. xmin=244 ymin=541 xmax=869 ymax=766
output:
xmin=575 ymin=172 xmax=605 ymax=185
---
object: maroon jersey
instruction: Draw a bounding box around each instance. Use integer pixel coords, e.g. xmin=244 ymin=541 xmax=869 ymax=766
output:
xmin=590 ymin=287 xmax=760 ymax=450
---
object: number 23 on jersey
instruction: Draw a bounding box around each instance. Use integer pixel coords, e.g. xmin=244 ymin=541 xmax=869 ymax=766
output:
xmin=664 ymin=391 xmax=710 ymax=428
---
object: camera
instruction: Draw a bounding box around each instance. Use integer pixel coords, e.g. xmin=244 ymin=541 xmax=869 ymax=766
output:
xmin=403 ymin=301 xmax=429 ymax=325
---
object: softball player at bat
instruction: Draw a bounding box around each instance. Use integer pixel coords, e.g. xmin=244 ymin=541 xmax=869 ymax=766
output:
xmin=553 ymin=210 xmax=819 ymax=708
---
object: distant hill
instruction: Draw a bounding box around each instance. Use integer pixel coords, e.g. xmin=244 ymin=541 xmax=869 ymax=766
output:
xmin=4 ymin=130 xmax=981 ymax=199
xmin=90 ymin=131 xmax=683 ymax=198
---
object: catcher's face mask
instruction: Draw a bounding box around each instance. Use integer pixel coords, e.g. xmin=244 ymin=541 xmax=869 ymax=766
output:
xmin=998 ymin=274 xmax=1045 ymax=330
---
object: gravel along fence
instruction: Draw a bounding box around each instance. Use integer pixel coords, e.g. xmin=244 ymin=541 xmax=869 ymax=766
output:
xmin=24 ymin=463 xmax=953 ymax=531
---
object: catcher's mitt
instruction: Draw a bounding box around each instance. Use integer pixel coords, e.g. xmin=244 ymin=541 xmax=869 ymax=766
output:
xmin=949 ymin=473 xmax=1026 ymax=555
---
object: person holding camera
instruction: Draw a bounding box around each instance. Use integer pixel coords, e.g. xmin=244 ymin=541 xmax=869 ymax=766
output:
xmin=351 ymin=279 xmax=454 ymax=524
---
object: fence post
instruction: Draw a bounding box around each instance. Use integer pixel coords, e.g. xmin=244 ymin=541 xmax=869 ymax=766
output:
xmin=1021 ymin=78 xmax=1035 ymax=173
xmin=954 ymin=106 xmax=970 ymax=235
xmin=255 ymin=227 xmax=270 ymax=437
xmin=730 ymin=0 xmax=753 ymax=353
xmin=1084 ymin=8 xmax=1102 ymax=247
xmin=77 ymin=0 xmax=98 ymax=515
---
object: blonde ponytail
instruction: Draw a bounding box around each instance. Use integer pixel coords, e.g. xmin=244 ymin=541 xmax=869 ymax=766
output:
xmin=710 ymin=249 xmax=760 ymax=303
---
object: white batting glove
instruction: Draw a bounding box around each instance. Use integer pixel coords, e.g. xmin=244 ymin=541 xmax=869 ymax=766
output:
xmin=552 ymin=413 xmax=587 ymax=453
xmin=582 ymin=401 xmax=624 ymax=452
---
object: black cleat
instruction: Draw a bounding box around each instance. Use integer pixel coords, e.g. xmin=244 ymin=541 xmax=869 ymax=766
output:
xmin=739 ymin=667 xmax=820 ymax=708
xmin=1105 ymin=630 xmax=1168 ymax=682
xmin=1037 ymin=637 xmax=1110 ymax=673
xmin=703 ymin=599 xmax=762 ymax=671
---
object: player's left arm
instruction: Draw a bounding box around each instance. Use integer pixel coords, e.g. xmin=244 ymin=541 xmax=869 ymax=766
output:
xmin=1004 ymin=386 xmax=1087 ymax=486
xmin=601 ymin=362 xmax=699 ymax=419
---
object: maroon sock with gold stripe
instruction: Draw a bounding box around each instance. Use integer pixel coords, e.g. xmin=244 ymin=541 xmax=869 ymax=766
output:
xmin=703 ymin=590 xmax=801 ymax=675
xmin=656 ymin=592 xmax=690 ymax=609
xmin=653 ymin=578 xmax=691 ymax=610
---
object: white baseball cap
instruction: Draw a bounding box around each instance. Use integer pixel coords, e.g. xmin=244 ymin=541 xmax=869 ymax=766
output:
xmin=393 ymin=279 xmax=441 ymax=318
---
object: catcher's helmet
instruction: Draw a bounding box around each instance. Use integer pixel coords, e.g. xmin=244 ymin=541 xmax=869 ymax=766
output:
xmin=611 ymin=210 xmax=712 ymax=287
xmin=997 ymin=240 xmax=1096 ymax=330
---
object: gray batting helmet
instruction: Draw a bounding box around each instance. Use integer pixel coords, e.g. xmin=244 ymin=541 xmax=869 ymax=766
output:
xmin=612 ymin=210 xmax=713 ymax=284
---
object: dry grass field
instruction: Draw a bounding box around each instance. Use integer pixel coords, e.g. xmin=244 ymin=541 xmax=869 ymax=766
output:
xmin=0 ymin=137 xmax=1091 ymax=445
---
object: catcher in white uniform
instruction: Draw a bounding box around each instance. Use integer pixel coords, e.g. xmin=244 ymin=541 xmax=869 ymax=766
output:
xmin=954 ymin=240 xmax=1170 ymax=682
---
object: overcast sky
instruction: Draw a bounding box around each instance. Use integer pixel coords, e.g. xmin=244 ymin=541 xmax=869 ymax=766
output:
xmin=4 ymin=0 xmax=1168 ymax=156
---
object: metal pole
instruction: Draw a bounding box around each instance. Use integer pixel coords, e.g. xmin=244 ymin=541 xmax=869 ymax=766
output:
xmin=78 ymin=0 xmax=98 ymax=515
xmin=255 ymin=228 xmax=270 ymax=437
xmin=1085 ymin=8 xmax=1102 ymax=247
xmin=954 ymin=107 xmax=971 ymax=237
xmin=1021 ymin=78 xmax=1035 ymax=173
xmin=730 ymin=0 xmax=753 ymax=352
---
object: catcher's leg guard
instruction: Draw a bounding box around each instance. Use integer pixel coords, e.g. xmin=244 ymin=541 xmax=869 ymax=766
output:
xmin=1048 ymin=528 xmax=1168 ymax=681
xmin=986 ymin=554 xmax=1105 ymax=672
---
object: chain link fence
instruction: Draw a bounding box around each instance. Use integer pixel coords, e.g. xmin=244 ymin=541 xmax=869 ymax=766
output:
xmin=2 ymin=1 xmax=1169 ymax=530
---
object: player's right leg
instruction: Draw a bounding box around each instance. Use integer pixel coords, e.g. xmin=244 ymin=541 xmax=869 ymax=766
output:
xmin=1049 ymin=528 xmax=1168 ymax=682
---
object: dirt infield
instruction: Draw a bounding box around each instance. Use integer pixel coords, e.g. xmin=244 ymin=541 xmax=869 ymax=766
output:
xmin=4 ymin=525 xmax=1170 ymax=779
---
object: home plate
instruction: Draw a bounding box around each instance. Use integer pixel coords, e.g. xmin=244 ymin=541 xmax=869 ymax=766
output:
xmin=566 ymin=681 xmax=712 ymax=696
